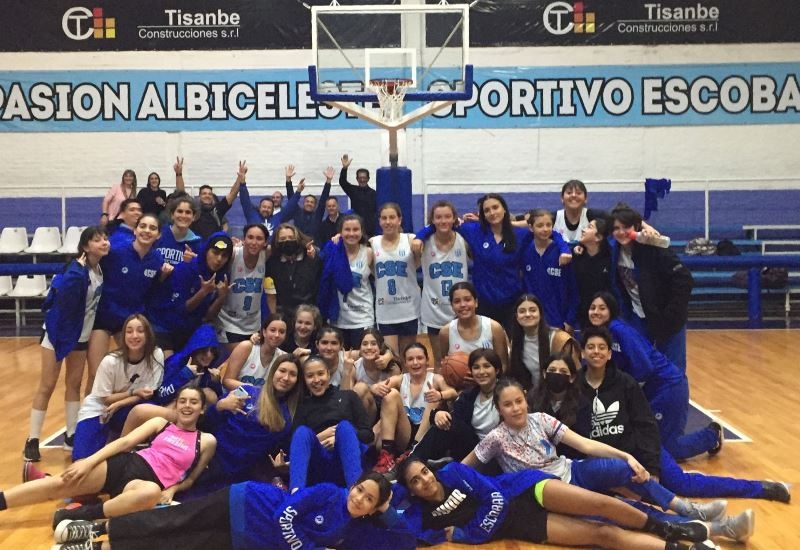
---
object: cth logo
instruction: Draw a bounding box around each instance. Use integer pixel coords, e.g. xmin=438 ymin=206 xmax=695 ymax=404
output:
xmin=543 ymin=2 xmax=595 ymax=35
xmin=63 ymin=7 xmax=116 ymax=41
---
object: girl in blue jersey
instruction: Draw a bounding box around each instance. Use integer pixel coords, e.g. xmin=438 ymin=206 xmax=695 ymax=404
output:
xmin=57 ymin=471 xmax=414 ymax=550
xmin=24 ymin=226 xmax=110 ymax=461
xmin=369 ymin=203 xmax=421 ymax=356
xmin=154 ymin=197 xmax=202 ymax=267
xmin=289 ymin=355 xmax=374 ymax=491
xmin=397 ymin=459 xmax=714 ymax=549
xmin=521 ymin=209 xmax=579 ymax=332
xmin=587 ymin=291 xmax=722 ymax=460
xmin=87 ymin=213 xmax=165 ymax=393
xmin=222 ymin=313 xmax=287 ymax=390
xmin=146 ymin=232 xmax=233 ymax=356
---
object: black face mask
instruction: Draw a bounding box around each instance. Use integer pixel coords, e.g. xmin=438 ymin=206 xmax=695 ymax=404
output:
xmin=277 ymin=240 xmax=301 ymax=256
xmin=544 ymin=372 xmax=571 ymax=394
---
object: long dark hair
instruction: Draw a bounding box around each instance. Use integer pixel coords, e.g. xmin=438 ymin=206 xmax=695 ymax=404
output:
xmin=588 ymin=291 xmax=620 ymax=324
xmin=508 ymin=294 xmax=553 ymax=390
xmin=353 ymin=470 xmax=394 ymax=510
xmin=529 ymin=353 xmax=581 ymax=428
xmin=477 ymin=193 xmax=516 ymax=252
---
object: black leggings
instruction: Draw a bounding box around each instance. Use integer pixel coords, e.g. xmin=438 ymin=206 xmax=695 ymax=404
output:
xmin=107 ymin=488 xmax=233 ymax=550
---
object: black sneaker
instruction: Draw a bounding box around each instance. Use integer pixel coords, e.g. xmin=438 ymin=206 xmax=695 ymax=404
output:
xmin=689 ymin=541 xmax=719 ymax=550
xmin=761 ymin=481 xmax=791 ymax=503
xmin=62 ymin=433 xmax=75 ymax=451
xmin=662 ymin=520 xmax=710 ymax=542
xmin=23 ymin=438 xmax=41 ymax=462
xmin=425 ymin=456 xmax=454 ymax=472
xmin=708 ymin=422 xmax=724 ymax=456
xmin=54 ymin=519 xmax=94 ymax=544
xmin=52 ymin=504 xmax=83 ymax=531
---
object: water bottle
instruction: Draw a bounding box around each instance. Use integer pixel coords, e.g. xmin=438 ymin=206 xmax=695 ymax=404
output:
xmin=628 ymin=230 xmax=670 ymax=248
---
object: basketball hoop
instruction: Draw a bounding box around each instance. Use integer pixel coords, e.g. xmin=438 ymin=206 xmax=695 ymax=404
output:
xmin=369 ymin=78 xmax=413 ymax=122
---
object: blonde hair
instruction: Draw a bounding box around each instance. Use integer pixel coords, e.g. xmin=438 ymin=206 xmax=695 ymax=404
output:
xmin=257 ymin=354 xmax=303 ymax=431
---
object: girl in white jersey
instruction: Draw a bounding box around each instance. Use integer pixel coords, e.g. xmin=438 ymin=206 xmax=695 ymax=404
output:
xmin=439 ymin=282 xmax=509 ymax=371
xmin=371 ymin=343 xmax=457 ymax=473
xmin=419 ymin=200 xmax=469 ymax=367
xmin=216 ymin=224 xmax=269 ymax=349
xmin=222 ymin=313 xmax=287 ymax=390
xmin=369 ymin=203 xmax=421 ymax=356
xmin=342 ymin=328 xmax=402 ymax=424
xmin=333 ymin=214 xmax=375 ymax=349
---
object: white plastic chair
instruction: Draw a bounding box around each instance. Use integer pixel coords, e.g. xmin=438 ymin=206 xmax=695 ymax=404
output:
xmin=25 ymin=227 xmax=62 ymax=254
xmin=58 ymin=226 xmax=85 ymax=254
xmin=8 ymin=274 xmax=48 ymax=325
xmin=0 ymin=276 xmax=12 ymax=296
xmin=0 ymin=227 xmax=29 ymax=254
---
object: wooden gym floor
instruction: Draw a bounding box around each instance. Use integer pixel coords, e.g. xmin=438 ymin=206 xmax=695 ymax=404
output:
xmin=0 ymin=330 xmax=797 ymax=549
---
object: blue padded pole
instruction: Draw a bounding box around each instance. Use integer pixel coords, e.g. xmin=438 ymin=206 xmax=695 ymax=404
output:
xmin=747 ymin=267 xmax=762 ymax=328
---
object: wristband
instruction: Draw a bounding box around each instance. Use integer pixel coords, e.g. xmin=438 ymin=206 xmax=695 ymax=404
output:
xmin=101 ymin=212 xmax=108 ymax=217
xmin=176 ymin=173 xmax=182 ymax=176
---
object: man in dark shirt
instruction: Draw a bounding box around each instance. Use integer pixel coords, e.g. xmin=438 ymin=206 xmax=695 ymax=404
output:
xmin=339 ymin=153 xmax=377 ymax=236
xmin=190 ymin=160 xmax=246 ymax=239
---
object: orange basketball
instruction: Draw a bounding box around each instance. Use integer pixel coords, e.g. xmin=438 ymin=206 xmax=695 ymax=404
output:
xmin=440 ymin=351 xmax=471 ymax=391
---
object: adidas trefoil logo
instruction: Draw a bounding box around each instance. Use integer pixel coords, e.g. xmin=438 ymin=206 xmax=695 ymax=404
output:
xmin=591 ymin=397 xmax=625 ymax=437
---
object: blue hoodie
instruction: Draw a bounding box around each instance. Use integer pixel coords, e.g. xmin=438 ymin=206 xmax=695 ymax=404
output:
xmin=147 ymin=231 xmax=232 ymax=334
xmin=397 ymin=462 xmax=553 ymax=545
xmin=202 ymin=384 xmax=293 ymax=482
xmin=43 ymin=259 xmax=101 ymax=361
xmin=520 ymin=238 xmax=579 ymax=328
xmin=154 ymin=324 xmax=223 ymax=405
xmin=317 ymin=239 xmax=354 ymax=322
xmin=229 ymin=482 xmax=415 ymax=550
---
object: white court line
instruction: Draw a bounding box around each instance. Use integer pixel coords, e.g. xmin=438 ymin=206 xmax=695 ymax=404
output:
xmin=690 ymin=399 xmax=752 ymax=443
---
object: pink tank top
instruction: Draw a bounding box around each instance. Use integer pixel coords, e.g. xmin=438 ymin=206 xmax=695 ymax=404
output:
xmin=137 ymin=423 xmax=201 ymax=488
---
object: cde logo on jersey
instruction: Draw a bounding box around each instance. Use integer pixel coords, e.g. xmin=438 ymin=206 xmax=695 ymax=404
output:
xmin=543 ymin=2 xmax=596 ymax=35
xmin=63 ymin=7 xmax=116 ymax=41
xmin=590 ymin=396 xmax=624 ymax=437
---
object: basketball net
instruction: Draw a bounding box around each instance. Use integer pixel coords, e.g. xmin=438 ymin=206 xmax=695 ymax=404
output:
xmin=369 ymin=78 xmax=413 ymax=123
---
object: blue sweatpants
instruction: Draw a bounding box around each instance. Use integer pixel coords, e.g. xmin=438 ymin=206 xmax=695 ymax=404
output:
xmin=570 ymin=457 xmax=676 ymax=510
xmin=659 ymin=447 xmax=763 ymax=498
xmin=288 ymin=421 xmax=365 ymax=490
xmin=629 ymin=314 xmax=687 ymax=373
xmin=72 ymin=405 xmax=133 ymax=461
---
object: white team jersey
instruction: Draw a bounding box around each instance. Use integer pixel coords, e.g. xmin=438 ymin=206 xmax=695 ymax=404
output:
xmin=554 ymin=208 xmax=589 ymax=243
xmin=217 ymin=246 xmax=266 ymax=336
xmin=237 ymin=343 xmax=286 ymax=387
xmin=369 ymin=234 xmax=420 ymax=325
xmin=447 ymin=315 xmax=494 ymax=354
xmin=400 ymin=371 xmax=435 ymax=426
xmin=421 ymin=233 xmax=468 ymax=329
xmin=336 ymin=245 xmax=375 ymax=329
xmin=354 ymin=357 xmax=392 ymax=386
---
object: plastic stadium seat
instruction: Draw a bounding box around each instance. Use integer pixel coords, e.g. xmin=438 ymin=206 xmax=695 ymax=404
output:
xmin=0 ymin=227 xmax=29 ymax=254
xmin=58 ymin=226 xmax=85 ymax=255
xmin=0 ymin=276 xmax=12 ymax=296
xmin=8 ymin=274 xmax=48 ymax=325
xmin=25 ymin=227 xmax=62 ymax=254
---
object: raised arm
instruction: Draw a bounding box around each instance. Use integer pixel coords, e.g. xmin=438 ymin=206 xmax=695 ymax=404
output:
xmin=223 ymin=160 xmax=247 ymax=207
xmin=174 ymin=156 xmax=185 ymax=192
xmin=285 ymin=164 xmax=296 ymax=197
xmin=339 ymin=153 xmax=355 ymax=195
